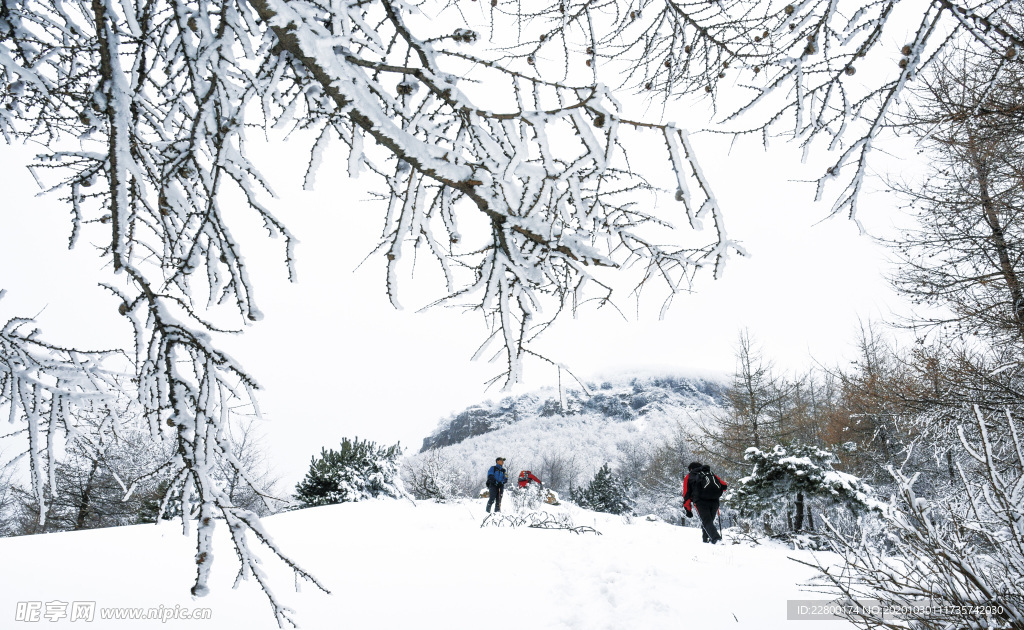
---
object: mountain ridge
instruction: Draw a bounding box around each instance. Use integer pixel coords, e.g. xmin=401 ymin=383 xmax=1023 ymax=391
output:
xmin=405 ymin=373 xmax=728 ymax=501
xmin=421 ymin=373 xmax=727 ymax=452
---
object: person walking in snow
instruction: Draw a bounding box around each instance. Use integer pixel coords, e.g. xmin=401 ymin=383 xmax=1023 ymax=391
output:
xmin=485 ymin=457 xmax=508 ymax=513
xmin=683 ymin=461 xmax=727 ymax=544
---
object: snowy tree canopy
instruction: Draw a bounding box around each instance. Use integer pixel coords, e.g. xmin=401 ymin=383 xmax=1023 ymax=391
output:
xmin=729 ymin=444 xmax=875 ymax=513
xmin=294 ymin=437 xmax=404 ymax=506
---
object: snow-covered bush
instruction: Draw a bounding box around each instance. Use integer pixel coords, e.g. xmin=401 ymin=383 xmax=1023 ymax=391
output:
xmin=402 ymin=449 xmax=473 ymax=502
xmin=817 ymin=406 xmax=1024 ymax=629
xmin=728 ymin=444 xmax=876 ymax=540
xmin=295 ymin=438 xmax=404 ymax=507
xmin=509 ymin=483 xmax=548 ymax=512
xmin=571 ymin=463 xmax=633 ymax=516
xmin=9 ymin=431 xmax=175 ymax=535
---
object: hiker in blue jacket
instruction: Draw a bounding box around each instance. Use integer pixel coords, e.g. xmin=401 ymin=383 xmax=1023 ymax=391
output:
xmin=485 ymin=457 xmax=508 ymax=513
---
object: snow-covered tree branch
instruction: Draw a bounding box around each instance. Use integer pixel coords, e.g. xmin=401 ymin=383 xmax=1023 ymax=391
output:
xmin=0 ymin=292 xmax=124 ymax=527
xmin=814 ymin=405 xmax=1024 ymax=629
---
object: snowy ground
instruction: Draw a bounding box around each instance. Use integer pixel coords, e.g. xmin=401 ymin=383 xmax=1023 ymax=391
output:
xmin=0 ymin=499 xmax=854 ymax=629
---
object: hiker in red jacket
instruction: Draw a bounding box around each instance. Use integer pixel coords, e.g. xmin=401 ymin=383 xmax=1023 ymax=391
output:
xmin=512 ymin=470 xmax=544 ymax=511
xmin=683 ymin=461 xmax=727 ymax=544
xmin=518 ymin=470 xmax=542 ymax=488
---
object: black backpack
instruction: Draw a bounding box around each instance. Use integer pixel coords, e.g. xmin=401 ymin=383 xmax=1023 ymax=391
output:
xmin=692 ymin=468 xmax=725 ymax=501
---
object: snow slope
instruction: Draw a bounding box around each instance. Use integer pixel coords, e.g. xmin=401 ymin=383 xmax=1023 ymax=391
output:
xmin=0 ymin=499 xmax=851 ymax=629
xmin=0 ymin=499 xmax=851 ymax=626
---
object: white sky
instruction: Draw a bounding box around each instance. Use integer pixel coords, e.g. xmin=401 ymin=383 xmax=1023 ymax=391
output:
xmin=0 ymin=100 xmax=915 ymax=489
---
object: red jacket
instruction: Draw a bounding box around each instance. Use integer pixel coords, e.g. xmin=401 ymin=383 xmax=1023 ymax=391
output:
xmin=518 ymin=470 xmax=542 ymax=488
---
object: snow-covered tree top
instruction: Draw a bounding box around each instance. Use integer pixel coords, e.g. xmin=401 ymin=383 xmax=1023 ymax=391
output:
xmin=732 ymin=443 xmax=877 ymax=511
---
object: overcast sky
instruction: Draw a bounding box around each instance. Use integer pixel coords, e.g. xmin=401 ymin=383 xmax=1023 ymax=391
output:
xmin=0 ymin=105 xmax=913 ymax=487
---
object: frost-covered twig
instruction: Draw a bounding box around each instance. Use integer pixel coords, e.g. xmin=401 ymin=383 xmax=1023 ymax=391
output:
xmin=480 ymin=510 xmax=601 ymax=534
xmin=810 ymin=405 xmax=1024 ymax=629
xmin=0 ymin=296 xmax=124 ymax=526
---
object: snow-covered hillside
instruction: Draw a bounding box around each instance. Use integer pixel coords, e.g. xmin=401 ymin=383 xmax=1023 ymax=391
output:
xmin=0 ymin=498 xmax=851 ymax=629
xmin=410 ymin=374 xmax=725 ymax=488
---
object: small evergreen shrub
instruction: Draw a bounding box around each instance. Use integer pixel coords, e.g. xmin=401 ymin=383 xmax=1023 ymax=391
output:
xmin=571 ymin=463 xmax=632 ymax=515
xmin=295 ymin=437 xmax=404 ymax=507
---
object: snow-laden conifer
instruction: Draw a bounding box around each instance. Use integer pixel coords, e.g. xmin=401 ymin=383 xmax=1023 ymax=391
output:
xmin=729 ymin=443 xmax=876 ymax=537
xmin=295 ymin=438 xmax=404 ymax=507
xmin=571 ymin=463 xmax=633 ymax=516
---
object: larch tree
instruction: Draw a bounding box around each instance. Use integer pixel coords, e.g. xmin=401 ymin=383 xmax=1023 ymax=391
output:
xmin=890 ymin=47 xmax=1024 ymax=349
xmin=692 ymin=329 xmax=793 ymax=471
xmin=2 ymin=0 xmax=1023 ymax=625
xmin=810 ymin=43 xmax=1024 ymax=629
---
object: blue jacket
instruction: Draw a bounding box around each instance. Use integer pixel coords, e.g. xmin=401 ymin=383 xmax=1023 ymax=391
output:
xmin=487 ymin=465 xmax=507 ymax=486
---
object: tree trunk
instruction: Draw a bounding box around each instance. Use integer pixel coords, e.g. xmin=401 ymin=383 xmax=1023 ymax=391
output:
xmin=972 ymin=151 xmax=1024 ymax=343
xmin=794 ymin=490 xmax=805 ymax=532
xmin=75 ymin=460 xmax=101 ymax=531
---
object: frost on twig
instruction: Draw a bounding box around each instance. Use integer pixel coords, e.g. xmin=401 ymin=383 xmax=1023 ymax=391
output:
xmin=567 ymin=0 xmax=1023 ymax=222
xmin=135 ymin=302 xmax=330 ymax=627
xmin=0 ymin=295 xmax=123 ymax=528
xmin=247 ymin=0 xmax=744 ymax=388
xmin=809 ymin=405 xmax=1024 ymax=629
xmin=481 ymin=510 xmax=601 ymax=535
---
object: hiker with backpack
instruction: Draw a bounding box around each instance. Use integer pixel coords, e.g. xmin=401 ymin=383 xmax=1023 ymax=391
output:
xmin=485 ymin=457 xmax=508 ymax=513
xmin=517 ymin=470 xmax=542 ymax=489
xmin=512 ymin=469 xmax=544 ymax=511
xmin=683 ymin=461 xmax=727 ymax=544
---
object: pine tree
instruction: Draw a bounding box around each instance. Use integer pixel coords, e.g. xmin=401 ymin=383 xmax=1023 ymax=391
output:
xmin=571 ymin=463 xmax=632 ymax=516
xmin=294 ymin=438 xmax=404 ymax=507
xmin=137 ymin=478 xmax=183 ymax=524
xmin=729 ymin=444 xmax=875 ymax=534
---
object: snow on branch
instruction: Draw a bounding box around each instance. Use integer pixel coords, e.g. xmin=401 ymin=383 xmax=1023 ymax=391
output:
xmin=581 ymin=0 xmax=1024 ymax=222
xmin=811 ymin=405 xmax=1024 ymax=629
xmin=0 ymin=293 xmax=124 ymax=527
xmin=134 ymin=298 xmax=328 ymax=625
xmin=245 ymin=0 xmax=741 ymax=387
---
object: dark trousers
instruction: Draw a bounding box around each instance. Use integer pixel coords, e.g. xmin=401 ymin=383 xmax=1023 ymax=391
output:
xmin=486 ymin=484 xmax=504 ymax=512
xmin=695 ymin=500 xmax=721 ymax=543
